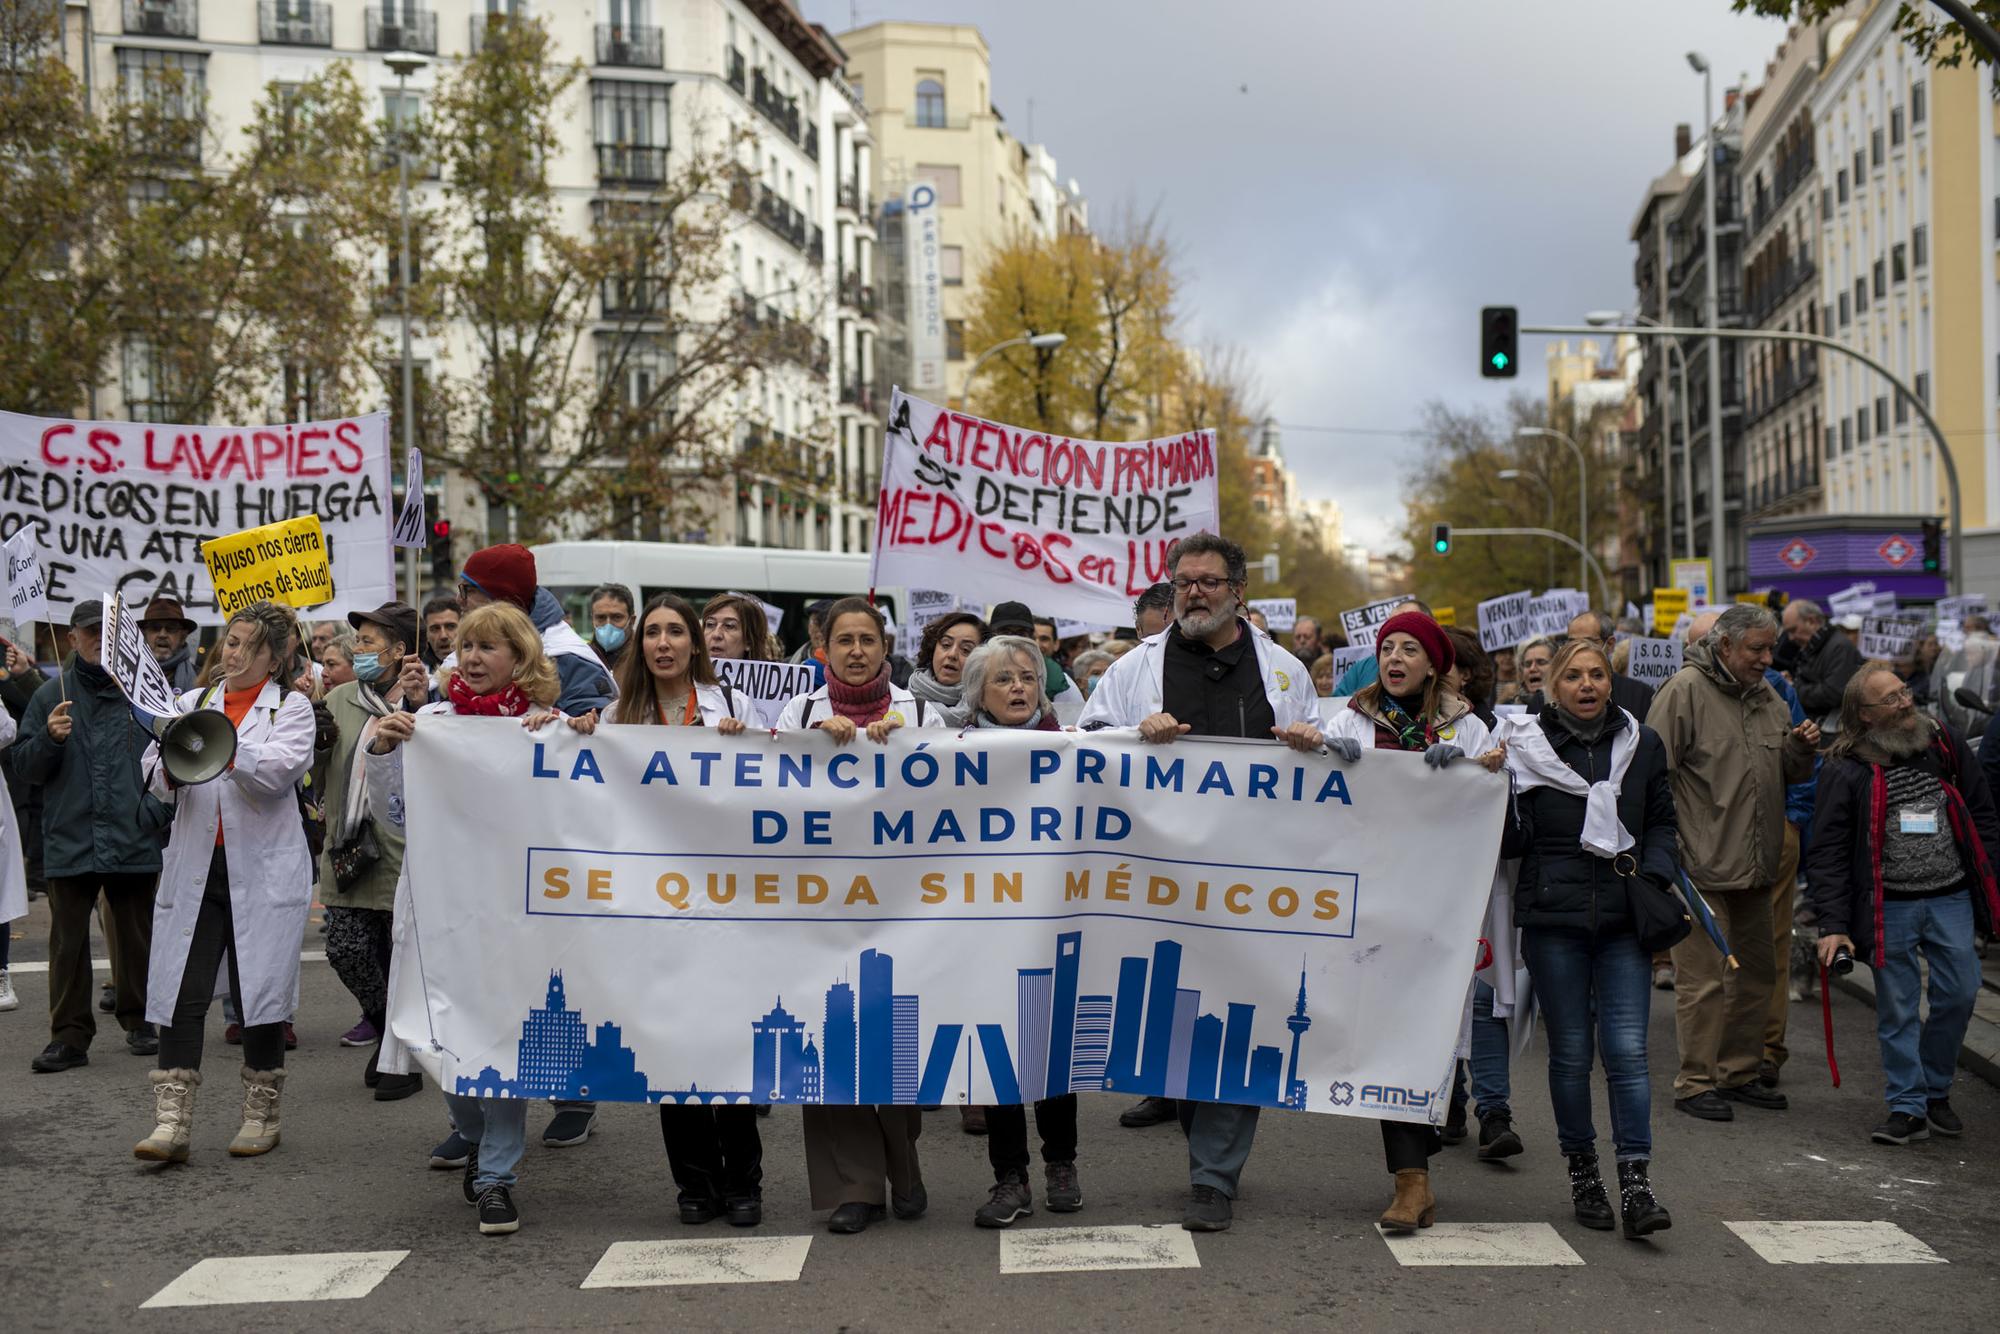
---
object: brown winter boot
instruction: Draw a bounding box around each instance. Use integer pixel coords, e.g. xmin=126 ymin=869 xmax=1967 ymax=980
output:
xmin=227 ymin=1066 xmax=285 ymax=1156
xmin=134 ymin=1068 xmax=201 ymax=1163
xmin=1378 ymin=1168 xmax=1436 ymax=1234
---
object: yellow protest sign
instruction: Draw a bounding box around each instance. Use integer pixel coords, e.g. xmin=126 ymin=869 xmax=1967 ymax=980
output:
xmin=1433 ymin=606 xmax=1456 ymax=627
xmin=201 ymin=515 xmax=333 ymax=615
xmin=1652 ymin=588 xmax=1688 ymax=636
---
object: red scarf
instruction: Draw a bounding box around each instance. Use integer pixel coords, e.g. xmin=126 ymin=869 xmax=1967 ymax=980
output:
xmin=447 ymin=673 xmax=534 ymax=717
xmin=825 ymin=663 xmax=892 ymax=725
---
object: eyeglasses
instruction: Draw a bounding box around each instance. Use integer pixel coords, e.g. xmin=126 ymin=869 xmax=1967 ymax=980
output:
xmin=1171 ymin=576 xmax=1233 ymax=594
xmin=1866 ymin=686 xmax=1914 ymax=708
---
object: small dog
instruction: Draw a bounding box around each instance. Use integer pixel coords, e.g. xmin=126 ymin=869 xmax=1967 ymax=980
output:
xmin=1787 ymin=896 xmax=1821 ymax=1003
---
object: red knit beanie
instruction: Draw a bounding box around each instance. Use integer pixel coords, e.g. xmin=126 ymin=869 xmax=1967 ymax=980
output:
xmin=461 ymin=543 xmax=538 ymax=611
xmin=1376 ymin=611 xmax=1454 ymax=678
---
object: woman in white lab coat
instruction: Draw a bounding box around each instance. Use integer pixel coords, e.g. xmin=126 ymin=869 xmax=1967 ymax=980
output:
xmin=135 ymin=601 xmax=316 ymax=1164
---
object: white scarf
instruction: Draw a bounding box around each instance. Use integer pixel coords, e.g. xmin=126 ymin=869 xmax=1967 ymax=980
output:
xmin=1501 ymin=708 xmax=1639 ymax=858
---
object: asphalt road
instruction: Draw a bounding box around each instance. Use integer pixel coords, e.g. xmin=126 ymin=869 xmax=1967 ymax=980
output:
xmin=2 ymin=900 xmax=1996 ymax=1332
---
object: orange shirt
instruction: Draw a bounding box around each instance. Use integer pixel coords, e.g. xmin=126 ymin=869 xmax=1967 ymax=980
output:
xmin=215 ymin=684 xmax=262 ymax=844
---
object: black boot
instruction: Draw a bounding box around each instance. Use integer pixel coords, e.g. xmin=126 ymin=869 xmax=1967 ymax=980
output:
xmin=1567 ymin=1153 xmax=1614 ymax=1231
xmin=1617 ymin=1160 xmax=1672 ymax=1239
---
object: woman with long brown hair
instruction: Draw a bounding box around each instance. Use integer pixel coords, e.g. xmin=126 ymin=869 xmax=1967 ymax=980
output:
xmin=613 ymin=594 xmax=750 ymax=731
xmin=702 ymin=593 xmax=777 ymax=665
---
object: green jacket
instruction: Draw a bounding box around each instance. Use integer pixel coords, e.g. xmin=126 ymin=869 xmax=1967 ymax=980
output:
xmin=14 ymin=663 xmax=169 ymax=878
xmin=316 ymin=680 xmax=405 ymax=913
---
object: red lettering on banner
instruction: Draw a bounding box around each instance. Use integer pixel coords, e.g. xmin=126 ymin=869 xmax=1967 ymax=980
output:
xmin=328 ymin=421 xmax=365 ymax=474
xmin=253 ymin=430 xmax=288 ymax=479
xmin=144 ymin=429 xmax=175 ymax=472
xmin=1077 ymin=553 xmax=1115 ymax=587
xmin=976 ymin=520 xmax=1009 ymax=560
xmin=1041 ymin=531 xmax=1075 ymax=584
xmin=922 ymin=412 xmax=955 ymax=456
xmin=85 ymin=429 xmax=120 ymax=473
xmin=291 ymin=427 xmax=327 ymax=477
xmin=39 ymin=423 xmax=75 ymax=467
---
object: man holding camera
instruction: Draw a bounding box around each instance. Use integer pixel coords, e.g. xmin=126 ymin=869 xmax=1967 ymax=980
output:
xmin=1805 ymin=665 xmax=2000 ymax=1146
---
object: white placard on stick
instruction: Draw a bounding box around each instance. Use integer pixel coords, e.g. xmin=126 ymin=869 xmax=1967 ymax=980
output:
xmin=1477 ymin=590 xmax=1533 ymax=653
xmin=391 ymin=447 xmax=426 ymax=549
xmin=102 ymin=593 xmax=179 ymax=720
xmin=1339 ymin=596 xmax=1408 ymax=650
xmin=712 ymin=658 xmax=820 ymax=729
xmin=1859 ymin=615 xmax=1923 ymax=661
xmin=4 ymin=529 xmax=50 ymax=625
xmin=1249 ymin=598 xmax=1298 ymax=632
xmin=1625 ymin=637 xmax=1683 ymax=690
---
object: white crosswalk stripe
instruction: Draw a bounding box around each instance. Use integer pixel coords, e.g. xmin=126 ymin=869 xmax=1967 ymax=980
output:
xmin=998 ymin=1224 xmax=1200 ymax=1274
xmin=1376 ymin=1221 xmax=1586 ymax=1266
xmin=580 ymin=1236 xmax=814 ymax=1288
xmin=141 ymin=1251 xmax=409 ymax=1308
xmin=1724 ymin=1220 xmax=1947 ymax=1265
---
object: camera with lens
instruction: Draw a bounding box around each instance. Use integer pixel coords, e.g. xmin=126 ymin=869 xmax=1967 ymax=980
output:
xmin=1830 ymin=943 xmax=1855 ymax=975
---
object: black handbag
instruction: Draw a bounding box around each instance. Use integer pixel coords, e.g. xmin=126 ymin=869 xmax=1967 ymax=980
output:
xmin=1619 ymin=854 xmax=1692 ymax=953
xmin=328 ymin=817 xmax=382 ymax=890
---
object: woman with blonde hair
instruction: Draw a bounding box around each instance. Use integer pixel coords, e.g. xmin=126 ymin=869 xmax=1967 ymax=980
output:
xmin=364 ymin=600 xmax=566 ymax=1237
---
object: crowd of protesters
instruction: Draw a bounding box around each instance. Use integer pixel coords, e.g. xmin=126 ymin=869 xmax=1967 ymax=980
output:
xmin=2 ymin=531 xmax=1994 ymax=1247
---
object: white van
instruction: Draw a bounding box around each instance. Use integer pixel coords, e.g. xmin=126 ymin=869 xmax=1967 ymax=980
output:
xmin=530 ymin=541 xmax=905 ymax=655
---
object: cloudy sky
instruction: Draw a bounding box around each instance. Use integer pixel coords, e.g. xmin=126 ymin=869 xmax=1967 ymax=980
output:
xmin=801 ymin=0 xmax=1792 ymax=553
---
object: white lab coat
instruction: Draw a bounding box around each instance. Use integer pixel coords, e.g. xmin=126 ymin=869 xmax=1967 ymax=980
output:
xmin=1076 ymin=624 xmax=1319 ymax=731
xmin=0 ymin=707 xmax=26 ymax=927
xmin=142 ymin=680 xmax=316 ymax=1029
xmin=775 ymin=680 xmax=948 ymax=731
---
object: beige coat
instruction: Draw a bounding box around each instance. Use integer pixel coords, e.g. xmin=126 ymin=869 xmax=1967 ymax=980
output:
xmin=1649 ymin=640 xmax=1814 ymax=892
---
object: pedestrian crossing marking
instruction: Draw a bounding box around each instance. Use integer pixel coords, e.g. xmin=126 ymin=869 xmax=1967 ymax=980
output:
xmin=1724 ymin=1220 xmax=1947 ymax=1265
xmin=1377 ymin=1222 xmax=1586 ymax=1267
xmin=141 ymin=1251 xmax=409 ymax=1308
xmin=580 ymin=1237 xmax=813 ymax=1288
xmin=999 ymin=1224 xmax=1200 ymax=1275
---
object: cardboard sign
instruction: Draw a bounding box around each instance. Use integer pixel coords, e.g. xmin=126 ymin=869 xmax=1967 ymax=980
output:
xmin=713 ymin=657 xmax=820 ymax=729
xmin=1339 ymin=595 xmax=1409 ymax=650
xmin=4 ymin=529 xmax=50 ymax=625
xmin=199 ymin=514 xmax=333 ymax=615
xmin=1248 ymin=598 xmax=1297 ymax=632
xmin=1625 ymin=637 xmax=1683 ymax=690
xmin=1477 ymin=590 xmax=1532 ymax=652
xmin=102 ymin=592 xmax=179 ymax=720
xmin=1651 ymin=588 xmax=1688 ymax=636
xmin=1858 ymin=615 xmax=1923 ymax=661
xmin=391 ymin=447 xmax=426 ymax=549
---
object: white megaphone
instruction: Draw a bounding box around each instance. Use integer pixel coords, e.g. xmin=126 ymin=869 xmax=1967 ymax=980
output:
xmin=134 ymin=705 xmax=239 ymax=786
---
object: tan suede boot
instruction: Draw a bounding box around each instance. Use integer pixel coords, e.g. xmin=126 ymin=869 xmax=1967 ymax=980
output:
xmin=227 ymin=1066 xmax=285 ymax=1156
xmin=1378 ymin=1168 xmax=1436 ymax=1234
xmin=134 ymin=1068 xmax=201 ymax=1163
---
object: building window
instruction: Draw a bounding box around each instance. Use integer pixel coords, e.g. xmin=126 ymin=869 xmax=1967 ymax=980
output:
xmin=1836 ymin=168 xmax=1848 ymax=204
xmin=1852 ymin=149 xmax=1864 ymax=187
xmin=1873 ymin=258 xmax=1885 ymax=299
xmin=1854 ymin=277 xmax=1866 ymax=314
xmin=1895 ymin=392 xmax=1908 ymax=426
xmin=1838 ymin=292 xmax=1849 ymax=325
xmin=940 ymin=245 xmax=963 ymax=286
xmin=1892 ymin=242 xmax=1907 ymax=282
xmin=915 ymin=163 xmax=960 ymax=206
xmin=1891 ymin=107 xmax=1904 ymax=146
xmin=1825 ymin=425 xmax=1836 ymax=461
xmin=1912 ymin=82 xmax=1926 ymax=124
xmin=116 ymin=47 xmax=207 ymax=157
xmin=1870 ymin=127 xmax=1883 ymax=168
xmin=1914 ymin=370 xmax=1930 ymax=404
xmin=1912 ymin=223 xmax=1928 ymax=267
xmin=123 ymin=338 xmax=188 ymax=423
xmin=1840 ymin=418 xmax=1851 ymax=453
xmin=593 ymin=79 xmax=668 ymax=148
xmin=1857 ymin=408 xmax=1869 ymax=445
xmin=945 ymin=318 xmax=964 ymax=361
xmin=1875 ymin=396 xmax=1888 ymax=435
xmin=914 ymin=77 xmax=945 ymax=128
xmin=1822 ymin=187 xmax=1833 ymax=220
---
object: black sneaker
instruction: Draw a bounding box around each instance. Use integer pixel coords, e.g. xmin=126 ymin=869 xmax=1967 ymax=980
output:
xmin=974 ymin=1176 xmax=1034 ymax=1228
xmin=1926 ymin=1099 xmax=1963 ymax=1137
xmin=827 ymin=1202 xmax=886 ymax=1233
xmin=125 ymin=1023 xmax=159 ymax=1057
xmin=31 ymin=1041 xmax=88 ymax=1073
xmin=462 ymin=1146 xmax=481 ymax=1205
xmin=1717 ymin=1081 xmax=1789 ymax=1111
xmin=98 ymin=983 xmax=115 ymax=1014
xmin=1477 ymin=1114 xmax=1524 ymax=1161
xmin=542 ymin=1107 xmax=597 ymax=1147
xmin=430 ymin=1130 xmax=472 ymax=1169
xmin=373 ymin=1071 xmax=424 ymax=1102
xmin=1182 ymin=1184 xmax=1232 ymax=1232
xmin=679 ymin=1195 xmax=724 ymax=1225
xmin=726 ymin=1196 xmax=764 ymax=1228
xmin=1044 ymin=1161 xmax=1083 ymax=1213
xmin=1118 ymin=1096 xmax=1178 ymax=1128
xmin=1757 ymin=1059 xmax=1781 ymax=1088
xmin=1871 ymin=1112 xmax=1930 ymax=1146
xmin=476 ymin=1184 xmax=519 ymax=1236
xmin=1673 ymin=1091 xmax=1733 ymax=1122
xmin=891 ymin=1182 xmax=927 ymax=1220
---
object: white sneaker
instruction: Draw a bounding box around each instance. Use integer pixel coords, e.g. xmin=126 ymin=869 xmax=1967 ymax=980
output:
xmin=0 ymin=970 xmax=17 ymax=1012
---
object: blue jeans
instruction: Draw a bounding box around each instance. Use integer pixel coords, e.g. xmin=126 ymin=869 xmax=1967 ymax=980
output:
xmin=1449 ymin=979 xmax=1511 ymax=1120
xmin=443 ymin=1092 xmax=528 ymax=1190
xmin=1874 ymin=891 xmax=1981 ymax=1116
xmin=1521 ymin=928 xmax=1654 ymax=1162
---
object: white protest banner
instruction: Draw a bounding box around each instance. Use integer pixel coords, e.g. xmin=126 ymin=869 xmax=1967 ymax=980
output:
xmin=393 ymin=725 xmax=1506 ymax=1120
xmin=871 ymin=389 xmax=1219 ymax=627
xmin=1625 ymin=637 xmax=1683 ymax=690
xmin=1526 ymin=590 xmax=1589 ymax=638
xmin=713 ymin=658 xmax=820 ymax=729
xmin=1859 ymin=615 xmax=1923 ymax=660
xmin=391 ymin=448 xmax=426 ymax=549
xmin=4 ymin=529 xmax=50 ymax=625
xmin=102 ymin=593 xmax=178 ymax=720
xmin=0 ymin=410 xmax=393 ymax=625
xmin=1826 ymin=582 xmax=1876 ymax=618
xmin=1339 ymin=596 xmax=1408 ymax=650
xmin=1937 ymin=594 xmax=1988 ymax=624
xmin=1249 ymin=598 xmax=1298 ymax=632
xmin=1477 ymin=590 xmax=1532 ymax=652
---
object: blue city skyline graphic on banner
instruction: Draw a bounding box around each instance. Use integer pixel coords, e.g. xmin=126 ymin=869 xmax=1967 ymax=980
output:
xmin=458 ymin=936 xmax=1311 ymax=1109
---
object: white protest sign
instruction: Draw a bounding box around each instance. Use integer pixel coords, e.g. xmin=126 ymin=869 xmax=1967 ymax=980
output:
xmin=871 ymin=389 xmax=1219 ymax=626
xmin=1870 ymin=592 xmax=1901 ymax=615
xmin=898 ymin=587 xmax=960 ymax=659
xmin=102 ymin=593 xmax=178 ymax=720
xmin=1054 ymin=619 xmax=1115 ymax=641
xmin=391 ymin=447 xmax=426 ymax=549
xmin=1859 ymin=615 xmax=1923 ymax=660
xmin=0 ymin=410 xmax=394 ymax=625
xmin=1249 ymin=598 xmax=1298 ymax=632
xmin=1625 ymin=637 xmax=1683 ymax=690
xmin=4 ymin=529 xmax=50 ymax=625
xmin=394 ymin=724 xmax=1506 ymax=1118
xmin=1827 ymin=582 xmax=1877 ymax=617
xmin=1339 ymin=596 xmax=1408 ymax=651
xmin=1328 ymin=644 xmax=1371 ymax=679
xmin=712 ymin=658 xmax=820 ymax=729
xmin=1937 ymin=594 xmax=1988 ymax=624
xmin=1526 ymin=590 xmax=1589 ymax=638
xmin=1477 ymin=590 xmax=1533 ymax=652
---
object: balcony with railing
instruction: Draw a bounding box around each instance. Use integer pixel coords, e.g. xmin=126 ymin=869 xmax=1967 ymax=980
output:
xmin=125 ymin=0 xmax=197 ymax=37
xmin=804 ymin=124 xmax=819 ymax=161
xmin=839 ymin=271 xmax=877 ymax=315
xmin=837 ymin=178 xmax=860 ymax=214
xmin=750 ymin=69 xmax=802 ymax=144
xmin=1750 ymin=454 xmax=1822 ymax=512
xmin=367 ymin=6 xmax=437 ymax=53
xmin=1744 ymin=254 xmax=1816 ymax=326
xmin=737 ymin=298 xmax=828 ymax=372
xmin=1742 ymin=350 xmax=1820 ymax=429
xmin=595 ymin=23 xmax=663 ymax=68
xmin=470 ymin=11 xmax=533 ymax=53
xmin=260 ymin=0 xmax=330 ymax=46
xmin=597 ymin=143 xmax=667 ymax=186
xmin=601 ymin=275 xmax=667 ymax=320
xmin=839 ymin=378 xmax=875 ymax=413
xmin=753 ymin=182 xmax=808 ymax=251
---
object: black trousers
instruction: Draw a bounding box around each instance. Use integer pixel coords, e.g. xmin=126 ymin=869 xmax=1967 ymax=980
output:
xmin=1381 ymin=1118 xmax=1440 ymax=1173
xmin=659 ymin=1102 xmax=763 ymax=1203
xmin=157 ymin=847 xmax=284 ymax=1072
xmin=986 ymin=1095 xmax=1079 ymax=1179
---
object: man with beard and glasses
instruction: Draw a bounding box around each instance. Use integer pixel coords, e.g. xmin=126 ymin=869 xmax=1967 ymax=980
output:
xmin=1079 ymin=532 xmax=1324 ymax=1233
xmin=1806 ymin=665 xmax=2000 ymax=1146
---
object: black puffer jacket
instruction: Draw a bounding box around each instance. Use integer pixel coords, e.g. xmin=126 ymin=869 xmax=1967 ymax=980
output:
xmin=1792 ymin=623 xmax=1863 ymax=721
xmin=1502 ymin=708 xmax=1681 ymax=934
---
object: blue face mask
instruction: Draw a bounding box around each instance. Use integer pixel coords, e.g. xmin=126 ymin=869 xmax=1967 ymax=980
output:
xmin=352 ymin=652 xmax=386 ymax=683
xmin=594 ymin=623 xmax=628 ymax=653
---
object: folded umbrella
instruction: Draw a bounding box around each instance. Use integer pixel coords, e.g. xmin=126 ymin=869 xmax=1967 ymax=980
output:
xmin=1673 ymin=867 xmax=1737 ymax=970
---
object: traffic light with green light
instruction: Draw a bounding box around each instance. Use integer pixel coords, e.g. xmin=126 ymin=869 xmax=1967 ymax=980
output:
xmin=1480 ymin=306 xmax=1517 ymax=378
xmin=1921 ymin=518 xmax=1942 ymax=573
xmin=1432 ymin=522 xmax=1452 ymax=556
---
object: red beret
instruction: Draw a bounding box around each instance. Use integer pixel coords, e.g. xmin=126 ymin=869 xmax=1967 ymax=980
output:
xmin=460 ymin=543 xmax=538 ymax=612
xmin=1375 ymin=611 xmax=1454 ymax=678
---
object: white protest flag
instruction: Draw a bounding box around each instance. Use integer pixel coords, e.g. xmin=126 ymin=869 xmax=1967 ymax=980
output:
xmin=712 ymin=658 xmax=820 ymax=729
xmin=1249 ymin=598 xmax=1298 ymax=632
xmin=391 ymin=447 xmax=427 ymax=549
xmin=393 ymin=724 xmax=1506 ymax=1119
xmin=0 ymin=410 xmax=394 ymax=624
xmin=1477 ymin=590 xmax=1532 ymax=652
xmin=869 ymin=389 xmax=1219 ymax=626
xmin=4 ymin=528 xmax=51 ymax=625
xmin=1624 ymin=637 xmax=1683 ymax=690
xmin=102 ymin=593 xmax=179 ymax=720
xmin=1339 ymin=596 xmax=1408 ymax=650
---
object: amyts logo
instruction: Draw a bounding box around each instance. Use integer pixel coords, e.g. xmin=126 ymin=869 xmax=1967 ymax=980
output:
xmin=1330 ymin=1080 xmax=1434 ymax=1113
xmin=1328 ymin=1081 xmax=1355 ymax=1106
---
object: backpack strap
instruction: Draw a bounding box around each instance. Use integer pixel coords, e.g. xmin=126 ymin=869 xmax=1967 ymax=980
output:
xmin=801 ymin=695 xmax=820 ymax=728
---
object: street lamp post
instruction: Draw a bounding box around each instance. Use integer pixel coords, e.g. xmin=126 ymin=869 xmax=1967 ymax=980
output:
xmin=960 ymin=332 xmax=1068 ymax=415
xmin=1588 ymin=309 xmax=1692 ymax=571
xmin=1497 ymin=468 xmax=1556 ymax=589
xmin=386 ymin=50 xmax=429 ymax=607
xmin=1689 ymin=50 xmax=1727 ymax=588
xmin=1517 ymin=426 xmax=1587 ymax=591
